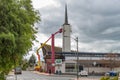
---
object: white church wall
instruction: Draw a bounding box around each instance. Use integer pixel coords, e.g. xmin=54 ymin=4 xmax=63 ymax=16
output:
xmin=62 ymin=24 xmax=71 ymax=52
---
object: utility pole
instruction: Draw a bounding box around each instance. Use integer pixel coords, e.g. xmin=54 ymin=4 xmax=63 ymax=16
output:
xmin=72 ymin=37 xmax=79 ymax=80
xmin=77 ymin=37 xmax=79 ymax=80
xmin=75 ymin=37 xmax=79 ymax=80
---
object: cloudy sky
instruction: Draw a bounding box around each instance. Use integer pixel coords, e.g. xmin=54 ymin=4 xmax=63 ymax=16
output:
xmin=31 ymin=0 xmax=120 ymax=55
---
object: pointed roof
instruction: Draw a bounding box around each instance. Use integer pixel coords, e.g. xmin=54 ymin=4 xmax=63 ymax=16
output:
xmin=64 ymin=4 xmax=69 ymax=25
xmin=41 ymin=43 xmax=62 ymax=56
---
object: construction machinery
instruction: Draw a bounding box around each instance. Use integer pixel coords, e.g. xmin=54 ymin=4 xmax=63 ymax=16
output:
xmin=34 ymin=28 xmax=62 ymax=72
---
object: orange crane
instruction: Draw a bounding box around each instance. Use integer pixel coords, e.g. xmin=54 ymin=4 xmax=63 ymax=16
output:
xmin=35 ymin=28 xmax=62 ymax=72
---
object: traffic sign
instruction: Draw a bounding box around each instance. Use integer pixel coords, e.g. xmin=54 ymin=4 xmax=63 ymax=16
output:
xmin=55 ymin=59 xmax=62 ymax=64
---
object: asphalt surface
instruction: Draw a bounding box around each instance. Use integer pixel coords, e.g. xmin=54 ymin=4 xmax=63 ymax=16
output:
xmin=6 ymin=71 xmax=101 ymax=80
xmin=6 ymin=71 xmax=74 ymax=80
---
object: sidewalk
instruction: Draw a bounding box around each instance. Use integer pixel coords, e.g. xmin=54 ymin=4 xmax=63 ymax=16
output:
xmin=33 ymin=71 xmax=101 ymax=80
xmin=33 ymin=71 xmax=75 ymax=77
xmin=8 ymin=71 xmax=14 ymax=76
xmin=72 ymin=78 xmax=99 ymax=80
xmin=33 ymin=71 xmax=51 ymax=76
xmin=71 ymin=77 xmax=100 ymax=80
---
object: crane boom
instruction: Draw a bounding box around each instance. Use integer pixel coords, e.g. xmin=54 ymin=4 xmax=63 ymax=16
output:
xmin=35 ymin=28 xmax=62 ymax=71
xmin=36 ymin=36 xmax=52 ymax=69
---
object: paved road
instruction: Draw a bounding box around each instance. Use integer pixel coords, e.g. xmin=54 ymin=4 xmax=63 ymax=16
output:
xmin=6 ymin=71 xmax=101 ymax=80
xmin=6 ymin=71 xmax=73 ymax=80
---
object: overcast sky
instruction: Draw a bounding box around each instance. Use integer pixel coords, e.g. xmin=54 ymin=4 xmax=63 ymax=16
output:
xmin=31 ymin=0 xmax=120 ymax=54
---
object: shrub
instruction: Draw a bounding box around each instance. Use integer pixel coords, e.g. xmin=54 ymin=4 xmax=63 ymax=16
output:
xmin=112 ymin=76 xmax=118 ymax=80
xmin=100 ymin=76 xmax=110 ymax=80
xmin=0 ymin=73 xmax=5 ymax=80
xmin=100 ymin=76 xmax=118 ymax=80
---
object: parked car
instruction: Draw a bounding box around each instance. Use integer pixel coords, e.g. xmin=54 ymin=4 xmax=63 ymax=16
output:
xmin=78 ymin=70 xmax=88 ymax=77
xmin=105 ymin=71 xmax=118 ymax=76
xmin=14 ymin=67 xmax=22 ymax=74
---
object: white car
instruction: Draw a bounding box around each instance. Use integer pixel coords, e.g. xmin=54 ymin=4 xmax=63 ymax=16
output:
xmin=78 ymin=70 xmax=88 ymax=77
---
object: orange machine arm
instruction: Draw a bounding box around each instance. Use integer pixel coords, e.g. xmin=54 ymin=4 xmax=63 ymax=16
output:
xmin=36 ymin=36 xmax=52 ymax=66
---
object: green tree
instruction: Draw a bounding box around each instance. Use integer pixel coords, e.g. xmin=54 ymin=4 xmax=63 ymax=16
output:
xmin=28 ymin=54 xmax=36 ymax=67
xmin=0 ymin=0 xmax=40 ymax=78
xmin=21 ymin=59 xmax=29 ymax=70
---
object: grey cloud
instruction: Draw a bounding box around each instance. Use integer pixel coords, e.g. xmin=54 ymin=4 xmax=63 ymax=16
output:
xmin=67 ymin=0 xmax=120 ymax=16
xmin=79 ymin=15 xmax=120 ymax=42
xmin=36 ymin=0 xmax=120 ymax=52
xmin=36 ymin=6 xmax=64 ymax=36
xmin=63 ymin=0 xmax=120 ymax=43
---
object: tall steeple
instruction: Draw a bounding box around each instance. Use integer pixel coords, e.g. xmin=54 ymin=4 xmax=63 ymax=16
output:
xmin=62 ymin=4 xmax=71 ymax=52
xmin=64 ymin=4 xmax=69 ymax=25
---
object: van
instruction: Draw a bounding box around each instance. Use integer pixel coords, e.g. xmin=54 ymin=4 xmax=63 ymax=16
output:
xmin=14 ymin=67 xmax=22 ymax=74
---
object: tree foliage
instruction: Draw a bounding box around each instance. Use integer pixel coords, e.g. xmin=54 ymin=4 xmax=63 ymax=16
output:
xmin=28 ymin=54 xmax=36 ymax=67
xmin=21 ymin=59 xmax=29 ymax=70
xmin=0 ymin=0 xmax=40 ymax=76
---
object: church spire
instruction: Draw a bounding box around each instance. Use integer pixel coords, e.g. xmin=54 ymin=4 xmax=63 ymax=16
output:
xmin=62 ymin=4 xmax=71 ymax=52
xmin=64 ymin=4 xmax=69 ymax=25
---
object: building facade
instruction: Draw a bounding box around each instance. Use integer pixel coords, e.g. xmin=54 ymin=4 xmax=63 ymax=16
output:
xmin=42 ymin=44 xmax=120 ymax=75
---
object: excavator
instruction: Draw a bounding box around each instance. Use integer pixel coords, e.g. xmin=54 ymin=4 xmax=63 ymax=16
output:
xmin=34 ymin=28 xmax=62 ymax=71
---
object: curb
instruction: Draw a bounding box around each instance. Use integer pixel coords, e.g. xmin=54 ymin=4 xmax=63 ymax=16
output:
xmin=33 ymin=71 xmax=51 ymax=76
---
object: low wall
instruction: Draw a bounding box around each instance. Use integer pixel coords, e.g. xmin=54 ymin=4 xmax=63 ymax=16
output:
xmin=84 ymin=67 xmax=110 ymax=74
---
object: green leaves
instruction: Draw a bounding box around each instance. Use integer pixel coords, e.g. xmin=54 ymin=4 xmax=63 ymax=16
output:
xmin=0 ymin=32 xmax=15 ymax=53
xmin=28 ymin=54 xmax=36 ymax=67
xmin=0 ymin=32 xmax=16 ymax=72
xmin=0 ymin=0 xmax=40 ymax=75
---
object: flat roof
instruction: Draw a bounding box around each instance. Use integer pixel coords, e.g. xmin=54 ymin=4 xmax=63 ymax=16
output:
xmin=47 ymin=52 xmax=120 ymax=57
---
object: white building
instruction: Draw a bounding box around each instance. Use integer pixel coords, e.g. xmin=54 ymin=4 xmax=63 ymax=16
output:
xmin=42 ymin=44 xmax=120 ymax=75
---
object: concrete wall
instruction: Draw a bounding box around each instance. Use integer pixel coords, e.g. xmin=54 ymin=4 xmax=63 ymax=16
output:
xmin=113 ymin=68 xmax=120 ymax=72
xmin=54 ymin=61 xmax=120 ymax=74
xmin=84 ymin=67 xmax=110 ymax=74
xmin=54 ymin=60 xmax=120 ymax=74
